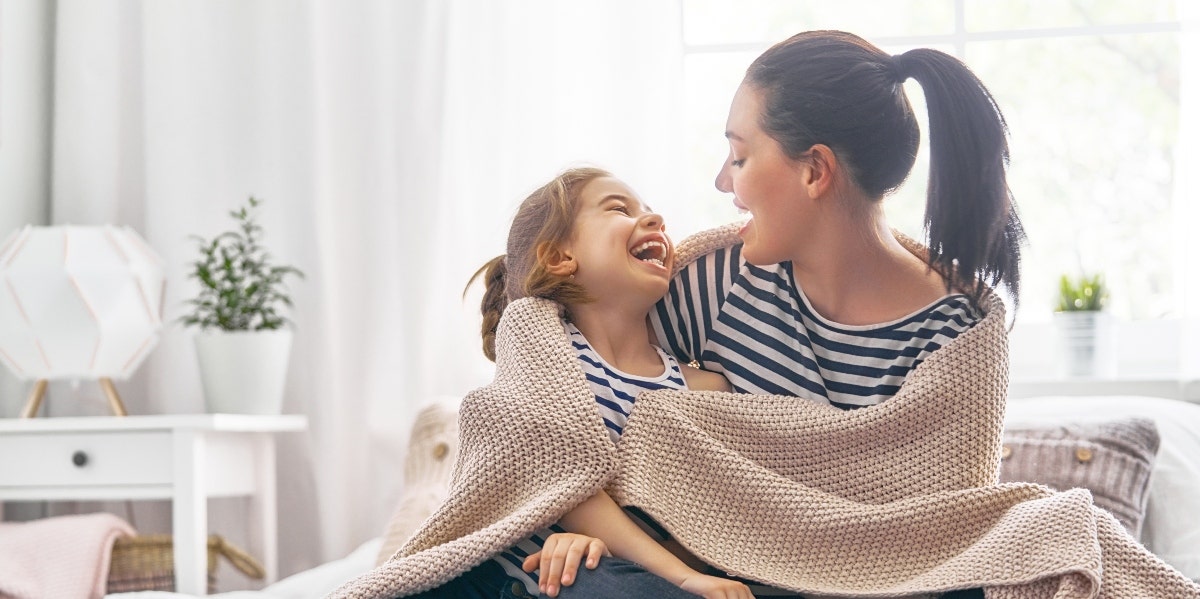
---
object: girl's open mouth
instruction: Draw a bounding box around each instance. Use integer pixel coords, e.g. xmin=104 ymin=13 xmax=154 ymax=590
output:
xmin=630 ymin=240 xmax=668 ymax=268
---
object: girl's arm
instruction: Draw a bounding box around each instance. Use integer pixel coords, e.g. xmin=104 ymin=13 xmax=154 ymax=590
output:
xmin=524 ymin=490 xmax=751 ymax=598
xmin=679 ymin=364 xmax=731 ymax=392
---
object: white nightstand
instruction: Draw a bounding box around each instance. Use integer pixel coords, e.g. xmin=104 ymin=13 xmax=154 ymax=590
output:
xmin=0 ymin=414 xmax=307 ymax=595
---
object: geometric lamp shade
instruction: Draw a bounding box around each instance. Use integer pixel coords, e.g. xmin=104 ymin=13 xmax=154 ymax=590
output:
xmin=0 ymin=225 xmax=166 ymax=382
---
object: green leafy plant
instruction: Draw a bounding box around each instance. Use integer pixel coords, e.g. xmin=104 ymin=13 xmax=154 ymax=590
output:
xmin=182 ymin=197 xmax=304 ymax=331
xmin=1056 ymin=273 xmax=1106 ymax=312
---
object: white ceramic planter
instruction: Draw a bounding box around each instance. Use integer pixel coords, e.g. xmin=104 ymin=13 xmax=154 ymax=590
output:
xmin=1053 ymin=311 xmax=1111 ymax=377
xmin=194 ymin=329 xmax=293 ymax=415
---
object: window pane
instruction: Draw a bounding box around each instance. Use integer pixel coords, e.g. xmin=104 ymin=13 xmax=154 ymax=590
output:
xmin=683 ymin=0 xmax=955 ymax=47
xmin=965 ymin=33 xmax=1181 ymax=318
xmin=679 ymin=52 xmax=757 ymax=237
xmin=966 ymin=0 xmax=1178 ymax=31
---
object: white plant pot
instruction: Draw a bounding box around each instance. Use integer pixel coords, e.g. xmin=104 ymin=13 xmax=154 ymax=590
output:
xmin=194 ymin=329 xmax=293 ymax=415
xmin=1053 ymin=311 xmax=1112 ymax=377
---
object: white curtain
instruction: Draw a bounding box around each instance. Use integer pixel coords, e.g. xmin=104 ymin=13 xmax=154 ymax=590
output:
xmin=36 ymin=0 xmax=683 ymax=587
xmin=0 ymin=0 xmax=54 ymax=412
xmin=1179 ymin=2 xmax=1200 ymax=375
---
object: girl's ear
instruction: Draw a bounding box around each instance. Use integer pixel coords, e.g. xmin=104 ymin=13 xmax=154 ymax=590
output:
xmin=803 ymin=144 xmax=839 ymax=199
xmin=537 ymin=242 xmax=577 ymax=277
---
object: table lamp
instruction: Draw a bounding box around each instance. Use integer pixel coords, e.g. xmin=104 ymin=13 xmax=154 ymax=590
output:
xmin=0 ymin=225 xmax=166 ymax=417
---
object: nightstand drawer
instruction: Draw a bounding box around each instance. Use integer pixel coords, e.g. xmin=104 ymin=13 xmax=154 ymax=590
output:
xmin=0 ymin=431 xmax=172 ymax=487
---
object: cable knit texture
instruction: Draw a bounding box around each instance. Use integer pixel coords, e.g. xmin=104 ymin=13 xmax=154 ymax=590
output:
xmin=374 ymin=400 xmax=462 ymax=567
xmin=331 ymin=225 xmax=1200 ymax=599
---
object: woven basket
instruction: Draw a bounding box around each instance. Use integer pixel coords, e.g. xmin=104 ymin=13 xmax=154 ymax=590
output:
xmin=107 ymin=534 xmax=265 ymax=594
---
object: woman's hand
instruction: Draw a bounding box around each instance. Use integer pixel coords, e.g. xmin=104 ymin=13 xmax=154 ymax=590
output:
xmin=678 ymin=572 xmax=755 ymax=599
xmin=522 ymin=532 xmax=610 ymax=597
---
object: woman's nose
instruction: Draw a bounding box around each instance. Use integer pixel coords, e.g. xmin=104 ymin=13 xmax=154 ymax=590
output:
xmin=715 ymin=162 xmax=732 ymax=193
xmin=641 ymin=212 xmax=664 ymax=230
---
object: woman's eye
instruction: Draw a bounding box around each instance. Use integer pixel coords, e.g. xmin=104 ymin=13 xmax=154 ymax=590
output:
xmin=731 ymin=159 xmax=746 ymax=167
xmin=609 ymin=205 xmax=629 ymax=214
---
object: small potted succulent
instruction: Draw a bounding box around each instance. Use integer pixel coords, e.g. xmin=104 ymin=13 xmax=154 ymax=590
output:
xmin=182 ymin=197 xmax=304 ymax=414
xmin=1054 ymin=273 xmax=1108 ymax=377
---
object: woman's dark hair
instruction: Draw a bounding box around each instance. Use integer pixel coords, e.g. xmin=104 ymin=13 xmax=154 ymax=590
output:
xmin=745 ymin=30 xmax=1025 ymax=308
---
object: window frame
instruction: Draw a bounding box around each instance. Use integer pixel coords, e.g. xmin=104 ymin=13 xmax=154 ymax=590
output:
xmin=676 ymin=1 xmax=1195 ymax=386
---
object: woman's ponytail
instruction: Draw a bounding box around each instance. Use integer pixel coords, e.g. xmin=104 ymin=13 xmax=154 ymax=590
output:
xmin=747 ymin=31 xmax=1025 ymax=310
xmin=894 ymin=48 xmax=1026 ymax=306
xmin=465 ymin=255 xmax=509 ymax=362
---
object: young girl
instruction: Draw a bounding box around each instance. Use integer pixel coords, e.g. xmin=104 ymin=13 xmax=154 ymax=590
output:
xmin=419 ymin=167 xmax=749 ymax=599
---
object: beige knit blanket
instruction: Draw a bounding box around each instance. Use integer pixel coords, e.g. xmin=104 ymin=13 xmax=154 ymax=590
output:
xmin=333 ymin=227 xmax=1199 ymax=599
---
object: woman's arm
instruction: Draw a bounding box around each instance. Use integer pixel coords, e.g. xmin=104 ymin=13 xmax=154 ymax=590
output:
xmin=524 ymin=490 xmax=751 ymax=598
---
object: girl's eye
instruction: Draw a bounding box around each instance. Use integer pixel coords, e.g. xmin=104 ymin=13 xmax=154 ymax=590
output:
xmin=731 ymin=159 xmax=746 ymax=168
xmin=609 ymin=205 xmax=629 ymax=214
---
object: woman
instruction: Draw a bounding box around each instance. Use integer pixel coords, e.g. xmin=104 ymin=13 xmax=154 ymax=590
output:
xmin=563 ymin=29 xmax=1021 ymax=598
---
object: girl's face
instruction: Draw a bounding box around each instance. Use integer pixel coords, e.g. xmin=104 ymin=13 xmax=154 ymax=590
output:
xmin=715 ymin=83 xmax=813 ymax=265
xmin=563 ymin=177 xmax=673 ymax=306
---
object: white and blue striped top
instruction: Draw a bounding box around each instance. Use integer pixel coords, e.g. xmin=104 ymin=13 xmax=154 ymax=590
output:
xmin=650 ymin=244 xmax=981 ymax=410
xmin=490 ymin=322 xmax=687 ymax=592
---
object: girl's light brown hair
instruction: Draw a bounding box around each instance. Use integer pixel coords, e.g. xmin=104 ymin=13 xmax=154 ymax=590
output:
xmin=466 ymin=167 xmax=610 ymax=361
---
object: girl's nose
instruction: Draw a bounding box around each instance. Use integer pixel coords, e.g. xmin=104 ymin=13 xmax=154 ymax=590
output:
xmin=641 ymin=212 xmax=664 ymax=230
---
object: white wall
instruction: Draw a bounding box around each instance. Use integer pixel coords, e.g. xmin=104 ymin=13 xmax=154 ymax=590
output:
xmin=0 ymin=0 xmax=54 ymax=418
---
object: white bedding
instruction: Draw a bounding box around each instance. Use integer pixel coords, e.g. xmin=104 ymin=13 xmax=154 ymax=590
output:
xmin=1006 ymin=395 xmax=1200 ymax=580
xmin=105 ymin=538 xmax=381 ymax=599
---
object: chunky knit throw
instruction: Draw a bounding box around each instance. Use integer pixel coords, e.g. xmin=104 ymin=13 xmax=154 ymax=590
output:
xmin=332 ymin=227 xmax=1200 ymax=599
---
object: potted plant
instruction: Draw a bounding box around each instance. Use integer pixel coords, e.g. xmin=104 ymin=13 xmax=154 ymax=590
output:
xmin=182 ymin=197 xmax=304 ymax=414
xmin=1053 ymin=273 xmax=1108 ymax=377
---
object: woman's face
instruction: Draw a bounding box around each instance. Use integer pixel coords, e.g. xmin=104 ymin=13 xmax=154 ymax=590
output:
xmin=565 ymin=176 xmax=674 ymax=308
xmin=715 ymin=83 xmax=812 ymax=265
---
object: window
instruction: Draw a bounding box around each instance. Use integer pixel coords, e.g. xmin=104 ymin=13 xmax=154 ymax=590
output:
xmin=678 ymin=0 xmax=1188 ymax=322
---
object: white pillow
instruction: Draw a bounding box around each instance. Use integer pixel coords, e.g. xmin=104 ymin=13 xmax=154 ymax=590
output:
xmin=1006 ymin=395 xmax=1200 ymax=580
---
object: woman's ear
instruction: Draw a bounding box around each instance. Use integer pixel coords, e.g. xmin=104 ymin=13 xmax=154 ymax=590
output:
xmin=803 ymin=144 xmax=839 ymax=199
xmin=537 ymin=242 xmax=577 ymax=277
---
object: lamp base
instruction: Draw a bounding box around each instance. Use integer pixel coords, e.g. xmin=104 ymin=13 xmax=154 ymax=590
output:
xmin=19 ymin=380 xmax=48 ymax=418
xmin=99 ymin=377 xmax=129 ymax=416
xmin=19 ymin=378 xmax=129 ymax=418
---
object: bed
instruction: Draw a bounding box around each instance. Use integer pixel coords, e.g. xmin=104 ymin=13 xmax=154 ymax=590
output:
xmin=106 ymin=394 xmax=1200 ymax=598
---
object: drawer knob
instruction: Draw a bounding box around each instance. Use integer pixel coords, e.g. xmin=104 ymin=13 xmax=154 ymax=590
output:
xmin=72 ymin=451 xmax=89 ymax=467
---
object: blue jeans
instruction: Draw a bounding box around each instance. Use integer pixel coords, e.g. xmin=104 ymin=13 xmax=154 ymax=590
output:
xmin=557 ymin=557 xmax=700 ymax=599
xmin=405 ymin=556 xmax=698 ymax=599
xmin=407 ymin=556 xmax=982 ymax=599
xmin=558 ymin=559 xmax=984 ymax=599
xmin=405 ymin=559 xmax=529 ymax=599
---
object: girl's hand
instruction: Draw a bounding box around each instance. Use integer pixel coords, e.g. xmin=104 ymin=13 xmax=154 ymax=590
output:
xmin=521 ymin=533 xmax=610 ymax=597
xmin=678 ymin=572 xmax=756 ymax=599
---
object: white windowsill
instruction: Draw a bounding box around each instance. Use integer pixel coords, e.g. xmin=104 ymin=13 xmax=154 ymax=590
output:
xmin=1009 ymin=376 xmax=1200 ymax=403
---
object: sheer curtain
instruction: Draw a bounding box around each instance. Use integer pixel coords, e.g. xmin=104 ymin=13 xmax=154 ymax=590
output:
xmin=34 ymin=0 xmax=683 ymax=584
xmin=1179 ymin=3 xmax=1200 ymax=375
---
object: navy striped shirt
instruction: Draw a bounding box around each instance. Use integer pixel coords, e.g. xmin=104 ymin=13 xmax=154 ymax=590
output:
xmin=651 ymin=244 xmax=980 ymax=410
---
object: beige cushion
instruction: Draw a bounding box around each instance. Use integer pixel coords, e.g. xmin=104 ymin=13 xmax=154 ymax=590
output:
xmin=999 ymin=417 xmax=1159 ymax=539
xmin=374 ymin=400 xmax=460 ymax=566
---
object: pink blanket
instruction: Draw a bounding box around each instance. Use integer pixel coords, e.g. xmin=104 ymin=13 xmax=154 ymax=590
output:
xmin=0 ymin=513 xmax=135 ymax=599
